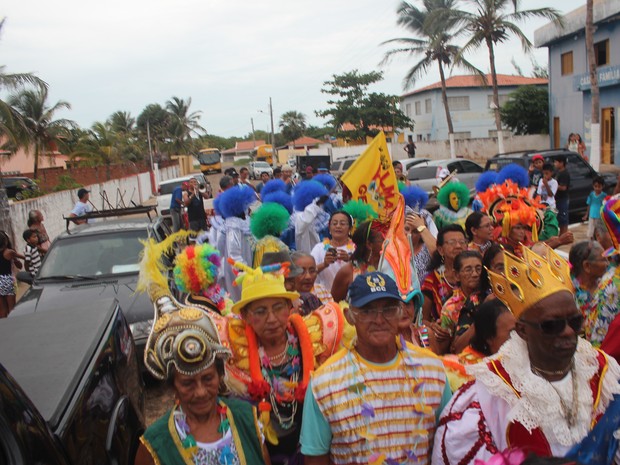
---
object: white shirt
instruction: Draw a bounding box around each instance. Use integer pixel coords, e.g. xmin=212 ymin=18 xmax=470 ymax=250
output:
xmin=537 ymin=177 xmax=558 ymax=209
xmin=71 ymin=201 xmax=94 ymax=223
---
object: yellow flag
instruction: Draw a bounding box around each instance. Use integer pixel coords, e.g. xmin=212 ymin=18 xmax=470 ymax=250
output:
xmin=340 ymin=131 xmax=399 ymax=221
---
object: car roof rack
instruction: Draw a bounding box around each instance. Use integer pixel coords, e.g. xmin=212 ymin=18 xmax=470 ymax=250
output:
xmin=62 ymin=188 xmax=158 ymax=233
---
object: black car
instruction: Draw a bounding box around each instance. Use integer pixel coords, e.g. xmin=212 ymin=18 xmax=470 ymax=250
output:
xmin=0 ymin=299 xmax=144 ymax=465
xmin=1 ymin=176 xmax=39 ymax=200
xmin=14 ymin=212 xmax=171 ymax=372
xmin=484 ymin=149 xmax=617 ymax=220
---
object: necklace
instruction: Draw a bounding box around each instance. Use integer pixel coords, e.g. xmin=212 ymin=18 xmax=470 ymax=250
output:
xmin=531 ymin=361 xmax=579 ymax=428
xmin=439 ymin=265 xmax=456 ymax=290
xmin=266 ymin=342 xmax=290 ymax=365
xmin=531 ymin=363 xmax=572 ymax=377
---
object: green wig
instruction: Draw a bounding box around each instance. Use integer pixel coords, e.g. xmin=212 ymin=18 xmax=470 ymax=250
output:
xmin=437 ymin=181 xmax=470 ymax=211
xmin=342 ymin=199 xmax=378 ymax=230
xmin=250 ymin=202 xmax=291 ymax=239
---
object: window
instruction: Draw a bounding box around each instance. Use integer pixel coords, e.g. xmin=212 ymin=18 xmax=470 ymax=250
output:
xmin=447 ymin=96 xmax=470 ymax=111
xmin=415 ymin=101 xmax=421 ymax=115
xmin=426 ymin=133 xmax=431 ymax=141
xmin=405 ymin=103 xmax=411 ymax=117
xmin=425 ymin=99 xmax=432 ymax=113
xmin=594 ymin=39 xmax=609 ymax=66
xmin=417 ymin=134 xmax=423 ymax=142
xmin=458 ymin=160 xmax=483 ymax=173
xmin=487 ymin=95 xmax=511 ymax=108
xmin=561 ymin=51 xmax=573 ymax=75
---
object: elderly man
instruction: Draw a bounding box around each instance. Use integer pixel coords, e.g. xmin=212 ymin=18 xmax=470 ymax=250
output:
xmin=432 ymin=244 xmax=620 ymax=463
xmin=282 ymin=165 xmax=296 ymax=193
xmin=27 ymin=209 xmax=49 ymax=253
xmin=301 ymin=271 xmax=451 ymax=465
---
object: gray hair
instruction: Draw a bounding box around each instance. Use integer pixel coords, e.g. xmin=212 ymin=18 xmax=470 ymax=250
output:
xmin=219 ymin=175 xmax=233 ymax=190
xmin=28 ymin=210 xmax=40 ymax=221
xmin=594 ymin=219 xmax=608 ymax=238
xmin=569 ymin=240 xmax=604 ymax=277
xmin=290 ymin=251 xmax=314 ymax=264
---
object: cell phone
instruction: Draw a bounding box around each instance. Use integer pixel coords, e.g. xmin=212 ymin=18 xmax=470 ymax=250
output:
xmin=327 ymin=247 xmax=337 ymax=256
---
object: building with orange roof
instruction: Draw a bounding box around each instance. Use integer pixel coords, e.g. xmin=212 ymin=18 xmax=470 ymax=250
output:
xmin=221 ymin=139 xmax=266 ymax=162
xmin=399 ymin=74 xmax=547 ymax=143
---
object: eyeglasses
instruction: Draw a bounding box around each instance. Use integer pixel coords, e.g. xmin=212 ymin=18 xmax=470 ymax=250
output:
xmin=248 ymin=302 xmax=290 ymax=320
xmin=520 ymin=314 xmax=584 ymax=335
xmin=460 ymin=265 xmax=482 ymax=275
xmin=351 ymin=305 xmax=402 ymax=322
xmin=444 ymin=239 xmax=467 ymax=247
xmin=330 ymin=221 xmax=350 ymax=227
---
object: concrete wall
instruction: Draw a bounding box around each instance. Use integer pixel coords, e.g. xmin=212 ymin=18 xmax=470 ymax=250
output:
xmin=7 ymin=164 xmax=179 ymax=255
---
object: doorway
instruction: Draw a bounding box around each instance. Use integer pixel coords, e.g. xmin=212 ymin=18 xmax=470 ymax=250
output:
xmin=553 ymin=117 xmax=560 ymax=148
xmin=602 ymin=107 xmax=615 ymax=164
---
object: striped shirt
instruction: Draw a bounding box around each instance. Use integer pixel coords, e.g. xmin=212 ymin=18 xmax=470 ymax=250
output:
xmin=302 ymin=340 xmax=450 ymax=465
xmin=24 ymin=244 xmax=41 ymax=277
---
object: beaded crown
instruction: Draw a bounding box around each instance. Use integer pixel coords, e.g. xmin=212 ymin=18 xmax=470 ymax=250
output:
xmin=487 ymin=244 xmax=574 ymax=319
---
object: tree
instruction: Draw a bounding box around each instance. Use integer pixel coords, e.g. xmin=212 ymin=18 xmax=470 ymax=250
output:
xmin=500 ymin=86 xmax=548 ymax=135
xmin=108 ymin=111 xmax=135 ymax=134
xmin=316 ymin=70 xmax=412 ymax=140
xmin=70 ymin=122 xmax=123 ymax=180
xmin=165 ymin=97 xmax=205 ymax=155
xmin=382 ymin=0 xmax=483 ymax=158
xmin=456 ymin=0 xmax=561 ymax=153
xmin=586 ymin=0 xmax=600 ymax=169
xmin=8 ymin=87 xmax=74 ymax=179
xmin=279 ymin=111 xmax=307 ymax=143
xmin=137 ymin=104 xmax=170 ymax=159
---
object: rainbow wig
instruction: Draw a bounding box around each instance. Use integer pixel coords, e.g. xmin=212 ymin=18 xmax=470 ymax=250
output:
xmin=475 ymin=171 xmax=498 ymax=193
xmin=313 ymin=174 xmax=337 ymax=191
xmin=496 ymin=163 xmax=530 ymax=189
xmin=260 ymin=179 xmax=287 ymax=197
xmin=250 ymin=202 xmax=291 ymax=239
xmin=262 ymin=190 xmax=293 ymax=214
xmin=401 ymin=186 xmax=429 ymax=211
xmin=293 ymin=180 xmax=328 ymax=211
xmin=218 ymin=186 xmax=257 ymax=219
xmin=437 ymin=181 xmax=470 ymax=211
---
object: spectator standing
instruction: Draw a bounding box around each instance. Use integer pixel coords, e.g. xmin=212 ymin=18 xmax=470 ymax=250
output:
xmin=169 ymin=182 xmax=185 ymax=232
xmin=583 ymin=176 xmax=606 ymax=239
xmin=554 ymin=155 xmax=571 ymax=235
xmin=69 ymin=188 xmax=94 ymax=224
xmin=529 ymin=154 xmax=544 ymax=190
xmin=27 ymin=209 xmax=49 ymax=254
xmin=304 ymin=165 xmax=314 ymax=180
xmin=273 ymin=167 xmax=282 ymax=180
xmin=22 ymin=229 xmax=42 ymax=277
xmin=0 ymin=231 xmax=24 ymax=318
xmin=183 ymin=177 xmax=209 ymax=231
xmin=224 ymin=167 xmax=240 ymax=185
xmin=256 ymin=171 xmax=271 ymax=194
xmin=537 ymin=163 xmax=558 ymax=209
xmin=239 ymin=167 xmax=256 ymax=191
xmin=404 ymin=134 xmax=417 ymax=157
xmin=281 ymin=166 xmax=296 ymax=193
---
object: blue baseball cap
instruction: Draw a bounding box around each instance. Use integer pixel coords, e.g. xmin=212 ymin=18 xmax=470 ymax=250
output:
xmin=347 ymin=271 xmax=403 ymax=307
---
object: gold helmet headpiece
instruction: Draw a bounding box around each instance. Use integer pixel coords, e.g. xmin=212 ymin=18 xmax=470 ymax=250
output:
xmin=487 ymin=244 xmax=573 ymax=319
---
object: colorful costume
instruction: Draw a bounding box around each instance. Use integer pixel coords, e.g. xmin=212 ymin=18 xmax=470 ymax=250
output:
xmin=432 ymin=181 xmax=472 ymax=230
xmin=432 ymin=245 xmax=620 ymax=464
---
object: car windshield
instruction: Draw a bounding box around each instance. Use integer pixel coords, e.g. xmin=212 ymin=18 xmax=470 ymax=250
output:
xmin=159 ymin=180 xmax=186 ymax=195
xmin=39 ymin=229 xmax=148 ymax=278
xmin=199 ymin=153 xmax=220 ymax=164
xmin=255 ymin=162 xmax=270 ymax=168
xmin=486 ymin=159 xmax=521 ymax=172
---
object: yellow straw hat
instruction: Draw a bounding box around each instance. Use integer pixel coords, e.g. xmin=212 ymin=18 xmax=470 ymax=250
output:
xmin=229 ymin=260 xmax=300 ymax=314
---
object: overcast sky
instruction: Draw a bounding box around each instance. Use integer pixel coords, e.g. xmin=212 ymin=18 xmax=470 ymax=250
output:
xmin=2 ymin=0 xmax=584 ymax=138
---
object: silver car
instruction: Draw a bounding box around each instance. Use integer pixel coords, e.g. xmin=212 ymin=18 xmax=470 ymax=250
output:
xmin=407 ymin=158 xmax=484 ymax=199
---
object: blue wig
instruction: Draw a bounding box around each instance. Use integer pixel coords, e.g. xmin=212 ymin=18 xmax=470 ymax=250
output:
xmin=475 ymin=171 xmax=498 ymax=193
xmin=293 ymin=180 xmax=328 ymax=212
xmin=260 ymin=179 xmax=287 ymax=198
xmin=312 ymin=174 xmax=337 ymax=191
xmin=401 ymin=186 xmax=429 ymax=211
xmin=218 ymin=186 xmax=257 ymax=219
xmin=496 ymin=163 xmax=529 ymax=188
xmin=262 ymin=190 xmax=293 ymax=214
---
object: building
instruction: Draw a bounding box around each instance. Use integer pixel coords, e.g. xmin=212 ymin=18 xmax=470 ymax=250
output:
xmin=221 ymin=139 xmax=266 ymax=162
xmin=535 ymin=0 xmax=620 ymax=164
xmin=399 ymin=74 xmax=548 ymax=142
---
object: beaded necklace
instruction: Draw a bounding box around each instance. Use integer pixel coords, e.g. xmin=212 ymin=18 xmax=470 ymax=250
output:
xmin=322 ymin=237 xmax=355 ymax=254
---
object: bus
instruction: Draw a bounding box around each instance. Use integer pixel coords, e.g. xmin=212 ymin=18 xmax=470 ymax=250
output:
xmin=250 ymin=144 xmax=273 ymax=164
xmin=198 ymin=148 xmax=222 ymax=174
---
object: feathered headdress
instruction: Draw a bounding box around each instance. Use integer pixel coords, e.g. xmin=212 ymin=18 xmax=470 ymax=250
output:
xmin=218 ymin=186 xmax=257 ymax=219
xmin=496 ymin=163 xmax=530 ymax=189
xmin=437 ymin=181 xmax=470 ymax=211
xmin=292 ymin=180 xmax=328 ymax=211
xmin=400 ymin=185 xmax=429 ymax=211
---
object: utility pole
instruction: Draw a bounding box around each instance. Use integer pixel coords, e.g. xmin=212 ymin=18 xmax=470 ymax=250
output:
xmin=269 ymin=97 xmax=277 ymax=168
xmin=251 ymin=118 xmax=256 ymax=150
xmin=146 ymin=120 xmax=155 ymax=171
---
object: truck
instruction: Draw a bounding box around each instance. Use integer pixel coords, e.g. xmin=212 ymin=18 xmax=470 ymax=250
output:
xmin=0 ymin=298 xmax=145 ymax=465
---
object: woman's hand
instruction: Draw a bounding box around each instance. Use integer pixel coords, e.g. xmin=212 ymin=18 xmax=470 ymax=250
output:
xmin=404 ymin=213 xmax=425 ymax=233
xmin=336 ymin=249 xmax=350 ymax=262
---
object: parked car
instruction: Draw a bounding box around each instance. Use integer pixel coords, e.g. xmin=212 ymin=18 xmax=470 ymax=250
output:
xmin=484 ymin=149 xmax=617 ymax=219
xmin=1 ymin=176 xmax=39 ymax=200
xmin=331 ymin=156 xmax=359 ymax=177
xmin=249 ymin=161 xmax=273 ymax=179
xmin=14 ymin=210 xmax=172 ymax=373
xmin=407 ymin=158 xmax=484 ymax=198
xmin=399 ymin=157 xmax=431 ymax=173
xmin=156 ymin=173 xmax=211 ymax=220
xmin=0 ymin=298 xmax=144 ymax=465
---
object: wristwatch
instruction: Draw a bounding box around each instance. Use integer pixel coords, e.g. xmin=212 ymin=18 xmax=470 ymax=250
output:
xmin=416 ymin=225 xmax=427 ymax=233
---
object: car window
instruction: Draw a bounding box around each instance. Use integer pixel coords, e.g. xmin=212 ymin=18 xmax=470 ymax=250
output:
xmin=486 ymin=158 xmax=523 ymax=172
xmin=159 ymin=181 xmax=185 ymax=195
xmin=343 ymin=160 xmax=356 ymax=170
xmin=407 ymin=166 xmax=437 ymax=180
xmin=458 ymin=160 xmax=483 ymax=173
xmin=330 ymin=161 xmax=341 ymax=171
xmin=39 ymin=229 xmax=149 ymax=277
xmin=565 ymin=155 xmax=592 ymax=179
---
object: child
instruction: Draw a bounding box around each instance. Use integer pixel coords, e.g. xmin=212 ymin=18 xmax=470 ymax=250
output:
xmin=583 ymin=176 xmax=606 ymax=239
xmin=23 ymin=229 xmax=42 ymax=278
xmin=0 ymin=231 xmax=24 ymax=317
xmin=536 ymin=163 xmax=558 ymax=209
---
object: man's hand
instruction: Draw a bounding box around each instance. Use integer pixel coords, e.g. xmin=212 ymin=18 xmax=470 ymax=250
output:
xmin=558 ymin=231 xmax=574 ymax=245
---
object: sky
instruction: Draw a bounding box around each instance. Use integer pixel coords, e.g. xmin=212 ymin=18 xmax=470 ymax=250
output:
xmin=2 ymin=0 xmax=585 ymax=138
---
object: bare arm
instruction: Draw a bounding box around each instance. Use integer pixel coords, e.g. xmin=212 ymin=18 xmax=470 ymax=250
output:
xmin=331 ymin=263 xmax=353 ymax=302
xmin=134 ymin=443 xmax=156 ymax=465
xmin=304 ymin=455 xmax=330 ymax=465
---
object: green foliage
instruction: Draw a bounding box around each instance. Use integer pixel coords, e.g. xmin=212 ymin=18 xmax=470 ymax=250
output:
xmin=316 ymin=70 xmax=412 ymax=140
xmin=198 ymin=134 xmax=238 ymax=150
xmin=500 ymin=86 xmax=549 ymax=135
xmin=279 ymin=111 xmax=307 ymax=143
xmin=306 ymin=125 xmax=335 ymax=141
xmin=52 ymin=174 xmax=82 ymax=192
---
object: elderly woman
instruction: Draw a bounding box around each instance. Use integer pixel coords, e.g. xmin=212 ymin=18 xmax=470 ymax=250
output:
xmin=134 ymin=301 xmax=268 ymax=465
xmin=290 ymin=251 xmax=333 ymax=313
xmin=226 ymin=262 xmax=344 ymax=465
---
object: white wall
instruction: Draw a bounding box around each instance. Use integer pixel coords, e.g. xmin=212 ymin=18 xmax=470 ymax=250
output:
xmin=8 ymin=164 xmax=179 ymax=255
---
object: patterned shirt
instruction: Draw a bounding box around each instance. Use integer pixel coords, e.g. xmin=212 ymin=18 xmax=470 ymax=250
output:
xmin=421 ymin=267 xmax=455 ymax=321
xmin=589 ymin=267 xmax=620 ymax=346
xmin=24 ymin=243 xmax=41 ymax=277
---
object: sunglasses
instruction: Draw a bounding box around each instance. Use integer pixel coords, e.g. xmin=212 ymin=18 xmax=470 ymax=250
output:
xmin=520 ymin=314 xmax=583 ymax=335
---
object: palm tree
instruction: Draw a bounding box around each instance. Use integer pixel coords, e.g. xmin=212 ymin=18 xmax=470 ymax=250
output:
xmin=382 ymin=0 xmax=484 ymax=158
xmin=456 ymin=0 xmax=561 ymax=153
xmin=165 ymin=97 xmax=205 ymax=155
xmin=279 ymin=110 xmax=307 ymax=143
xmin=108 ymin=111 xmax=135 ymax=134
xmin=8 ymin=87 xmax=74 ymax=179
xmin=70 ymin=122 xmax=123 ymax=180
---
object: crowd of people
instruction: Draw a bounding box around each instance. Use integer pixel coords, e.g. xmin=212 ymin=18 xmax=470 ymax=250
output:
xmin=128 ymin=154 xmax=620 ymax=465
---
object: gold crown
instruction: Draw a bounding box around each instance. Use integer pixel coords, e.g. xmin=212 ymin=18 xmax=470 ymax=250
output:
xmin=488 ymin=244 xmax=574 ymax=318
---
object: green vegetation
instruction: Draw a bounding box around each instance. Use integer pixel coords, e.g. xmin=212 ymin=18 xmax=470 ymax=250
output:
xmin=500 ymin=86 xmax=549 ymax=135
